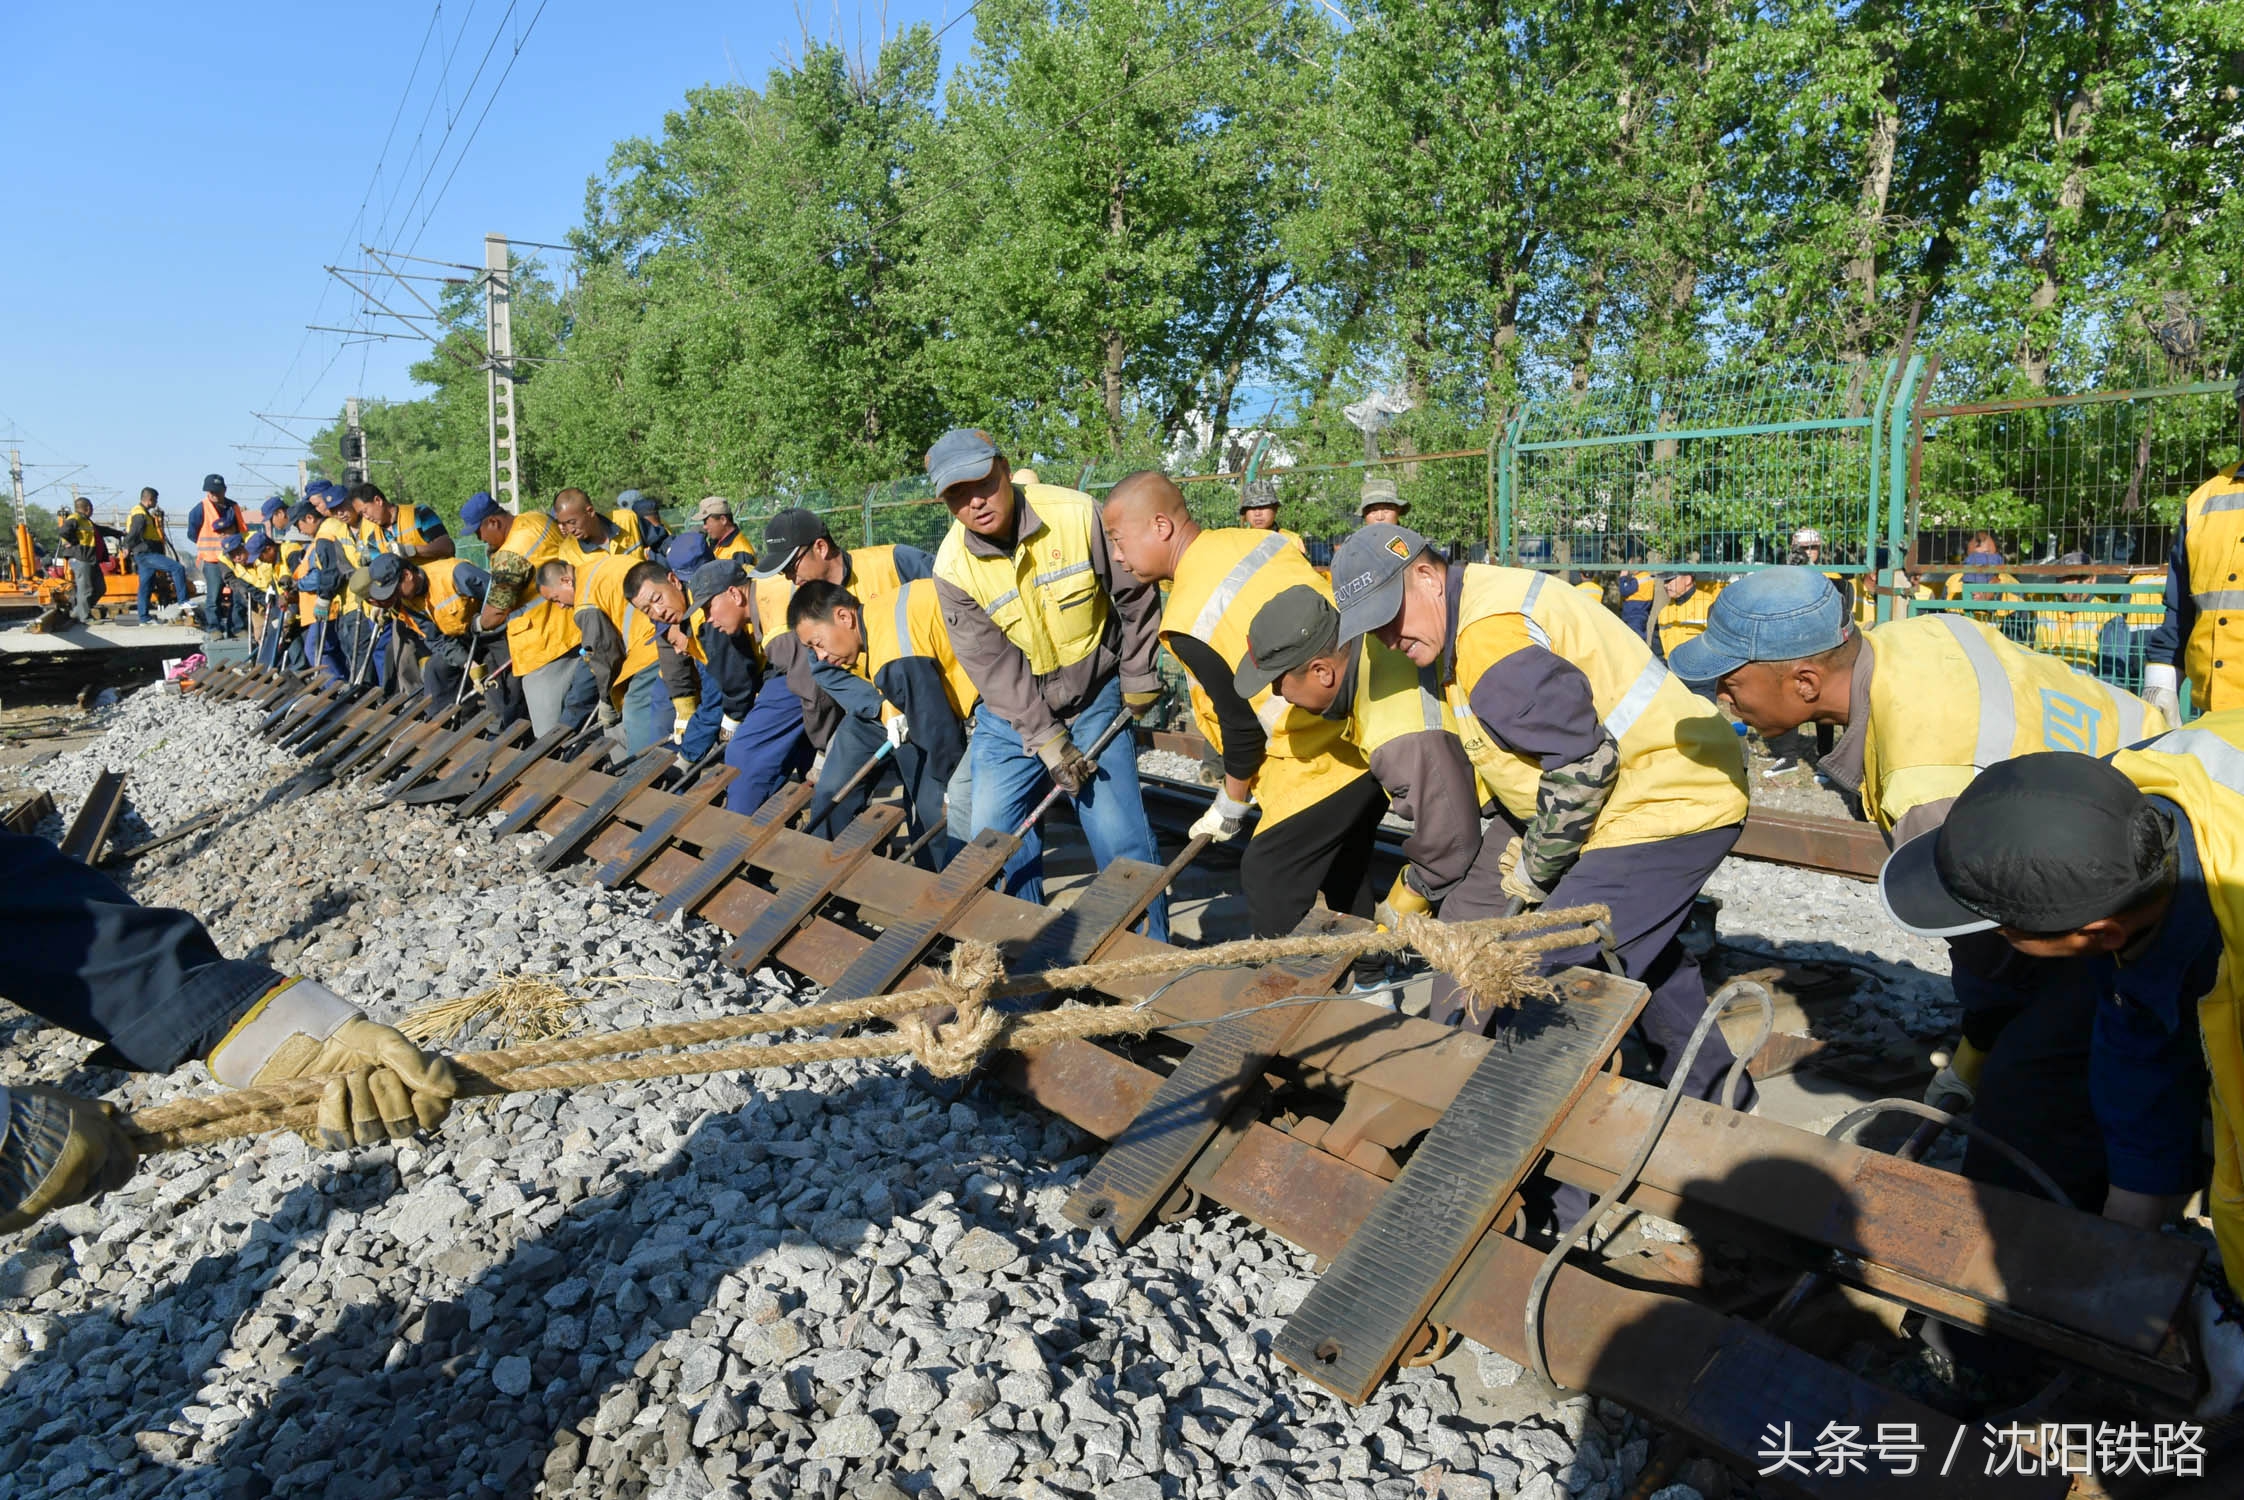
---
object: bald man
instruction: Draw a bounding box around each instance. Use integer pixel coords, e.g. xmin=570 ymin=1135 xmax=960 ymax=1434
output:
xmin=1101 ymin=472 xmax=1385 ymax=951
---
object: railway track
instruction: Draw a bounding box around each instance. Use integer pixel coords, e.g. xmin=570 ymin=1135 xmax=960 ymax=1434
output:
xmin=176 ymin=660 xmax=2222 ymax=1497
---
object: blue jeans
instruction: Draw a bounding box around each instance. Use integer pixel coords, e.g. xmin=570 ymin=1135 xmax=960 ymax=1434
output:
xmin=968 ymin=677 xmax=1166 ymax=940
xmin=134 ymin=556 xmax=190 ymax=623
xmin=621 ymin=667 xmax=669 ymax=756
xmin=680 ymin=662 xmax=724 ymax=762
xmin=724 ymin=678 xmax=813 ymax=816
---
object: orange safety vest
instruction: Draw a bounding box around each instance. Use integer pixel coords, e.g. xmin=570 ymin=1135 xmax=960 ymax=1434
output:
xmin=196 ymin=497 xmax=233 ymax=565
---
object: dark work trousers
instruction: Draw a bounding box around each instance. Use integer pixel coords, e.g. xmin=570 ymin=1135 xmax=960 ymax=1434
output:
xmin=725 ymin=679 xmax=815 ymax=818
xmin=0 ymin=830 xmax=280 ymax=1072
xmin=1435 ymin=819 xmax=1751 ymax=1232
xmin=1948 ymin=930 xmax=2038 ymax=1052
xmin=1242 ymin=773 xmax=1389 ymax=936
xmin=1959 ymin=967 xmax=2108 ymax=1210
xmin=806 ymin=712 xmax=888 ymax=837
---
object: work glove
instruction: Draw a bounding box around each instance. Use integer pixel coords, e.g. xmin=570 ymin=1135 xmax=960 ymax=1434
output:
xmin=2194 ymin=1268 xmax=2244 ymax=1416
xmin=595 ymin=698 xmax=623 ymax=731
xmin=1497 ymin=836 xmax=1547 ymax=909
xmin=1037 ymin=734 xmax=1097 ymax=797
xmin=1376 ymin=869 xmax=1434 ymax=931
xmin=0 ymin=1085 xmax=140 ymax=1235
xmin=720 ymin=716 xmax=740 ymax=742
xmin=1189 ymin=789 xmax=1252 ymax=843
xmin=1922 ymin=1037 xmax=1986 ymax=1112
xmin=205 ymin=979 xmax=458 ymax=1150
xmin=2141 ymin=663 xmax=2182 ymax=731
xmin=1123 ymin=688 xmax=1165 ymax=720
xmin=884 ymin=715 xmax=910 ymax=751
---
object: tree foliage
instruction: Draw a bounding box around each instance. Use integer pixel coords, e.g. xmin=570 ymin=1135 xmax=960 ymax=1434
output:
xmin=322 ymin=0 xmax=2244 ymax=545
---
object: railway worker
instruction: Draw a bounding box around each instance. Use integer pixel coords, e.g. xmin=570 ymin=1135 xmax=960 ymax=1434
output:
xmin=1647 ymin=570 xmax=1723 ymax=665
xmin=363 ymin=552 xmax=493 ymax=708
xmin=465 ymin=491 xmax=594 ymax=736
xmin=232 ymin=528 xmax=289 ymax=665
xmin=1238 ymin=480 xmax=1306 ymax=555
xmin=1242 ymin=584 xmax=1489 ymax=935
xmin=308 ymin=483 xmax=379 ymax=683
xmin=1101 ymin=472 xmax=1385 ymax=945
xmin=619 ymin=490 xmax=670 ymax=560
xmin=0 ymin=829 xmax=455 ymax=1235
xmin=751 ymin=508 xmax=935 ymax=833
xmin=55 ymin=496 xmax=109 ymax=625
xmin=927 ymin=429 xmax=1168 ymax=938
xmin=685 ymin=558 xmax=813 ymax=814
xmin=126 ymin=487 xmax=192 ymax=625
xmin=1356 ymin=473 xmax=1407 ymax=529
xmin=1874 ymin=746 xmax=2244 ymax=1412
xmin=535 ymin=557 xmax=696 ymax=755
xmin=352 ymin=482 xmax=452 ymax=565
xmin=555 ymin=487 xmax=646 ymax=561
xmin=1670 ymin=566 xmax=2168 ymax=1113
xmin=187 ymin=474 xmax=245 ymax=636
xmin=2141 ymin=379 xmax=2244 ymax=726
xmin=617 ymin=561 xmax=723 ymax=759
xmin=790 ymin=577 xmax=979 ymax=868
xmin=286 ymin=499 xmax=354 ymax=684
xmin=698 ymin=497 xmax=759 ymax=565
xmin=1328 ymin=523 xmax=1755 ymax=1124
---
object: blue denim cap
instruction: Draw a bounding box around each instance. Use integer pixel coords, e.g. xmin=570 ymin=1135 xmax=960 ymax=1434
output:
xmin=1667 ymin=566 xmax=1848 ymax=684
xmin=925 ymin=428 xmax=1000 ymax=496
xmin=460 ymin=491 xmax=502 ymax=530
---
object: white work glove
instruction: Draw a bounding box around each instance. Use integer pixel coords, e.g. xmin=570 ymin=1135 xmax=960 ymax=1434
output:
xmin=2194 ymin=1270 xmax=2244 ymax=1416
xmin=2142 ymin=663 xmax=2182 ymax=730
xmin=1922 ymin=1066 xmax=1976 ymax=1112
xmin=720 ymin=715 xmax=741 ymax=742
xmin=884 ymin=715 xmax=909 ymax=751
xmin=1189 ymin=790 xmax=1252 ymax=843
xmin=595 ymin=698 xmax=622 ymax=731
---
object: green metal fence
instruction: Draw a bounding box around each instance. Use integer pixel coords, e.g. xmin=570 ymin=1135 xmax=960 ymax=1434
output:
xmin=1498 ymin=359 xmax=1926 ymax=580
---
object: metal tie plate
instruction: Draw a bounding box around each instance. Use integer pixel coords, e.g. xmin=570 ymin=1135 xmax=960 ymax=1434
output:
xmin=646 ymin=781 xmax=816 ymax=922
xmin=531 ymin=747 xmax=677 ymax=873
xmin=720 ymin=804 xmax=905 ymax=971
xmin=814 ymin=829 xmax=1019 ymax=1004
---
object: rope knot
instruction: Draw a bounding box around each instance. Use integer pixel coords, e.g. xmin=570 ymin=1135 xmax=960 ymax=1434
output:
xmin=896 ymin=940 xmax=1008 ymax=1078
xmin=1394 ymin=911 xmax=1553 ymax=1026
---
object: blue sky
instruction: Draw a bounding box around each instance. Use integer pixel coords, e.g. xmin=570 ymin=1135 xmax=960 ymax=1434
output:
xmin=0 ymin=1 xmax=968 ymax=515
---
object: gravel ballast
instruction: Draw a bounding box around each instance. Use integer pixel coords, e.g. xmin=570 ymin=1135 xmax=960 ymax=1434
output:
xmin=0 ymin=688 xmax=1869 ymax=1500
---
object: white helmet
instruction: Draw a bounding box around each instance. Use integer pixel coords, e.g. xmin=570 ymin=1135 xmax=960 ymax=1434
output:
xmin=1791 ymin=526 xmax=1824 ymax=548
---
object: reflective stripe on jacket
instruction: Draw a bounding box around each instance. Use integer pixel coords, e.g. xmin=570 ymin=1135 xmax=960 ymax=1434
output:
xmin=1859 ymin=614 xmax=2167 ymax=833
xmin=1162 ymin=529 xmax=1367 ymax=830
xmin=1447 ymin=564 xmax=1747 ymax=849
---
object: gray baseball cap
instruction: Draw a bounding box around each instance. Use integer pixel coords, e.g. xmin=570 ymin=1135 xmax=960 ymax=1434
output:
xmin=1330 ymin=523 xmax=1431 ymax=643
xmin=926 ymin=428 xmax=1000 ymax=496
xmin=1235 ymin=585 xmax=1341 ymax=698
xmin=689 ymin=558 xmax=750 ymax=609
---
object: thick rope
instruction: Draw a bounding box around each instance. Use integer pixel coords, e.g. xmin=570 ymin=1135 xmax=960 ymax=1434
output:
xmin=120 ymin=906 xmax=1608 ymax=1155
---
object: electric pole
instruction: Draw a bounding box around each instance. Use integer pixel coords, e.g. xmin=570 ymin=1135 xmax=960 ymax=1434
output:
xmin=484 ymin=233 xmax=521 ymax=512
xmin=343 ymin=398 xmax=367 ymax=488
xmin=298 ymin=458 xmax=309 ymax=497
xmin=7 ymin=450 xmax=22 ymax=527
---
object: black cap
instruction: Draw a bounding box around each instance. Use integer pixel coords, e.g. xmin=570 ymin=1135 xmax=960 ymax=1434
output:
xmin=752 ymin=508 xmax=830 ymax=579
xmin=364 ymin=553 xmax=406 ymax=602
xmin=1880 ymin=753 xmax=2175 ymax=937
xmin=287 ymin=499 xmax=318 ymax=529
xmin=203 ymin=473 xmax=227 ymax=495
xmin=1235 ymin=585 xmax=1343 ymax=698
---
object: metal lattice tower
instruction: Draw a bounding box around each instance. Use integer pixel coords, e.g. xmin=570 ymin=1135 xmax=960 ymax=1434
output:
xmin=484 ymin=233 xmax=521 ymax=512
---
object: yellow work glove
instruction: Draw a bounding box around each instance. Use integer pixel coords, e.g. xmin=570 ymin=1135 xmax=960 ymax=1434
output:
xmin=1123 ymin=688 xmax=1165 ymax=720
xmin=0 ymin=1085 xmax=140 ymax=1234
xmin=1497 ymin=836 xmax=1547 ymax=909
xmin=206 ymin=979 xmax=458 ymax=1150
xmin=1376 ymin=870 xmax=1433 ymax=930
